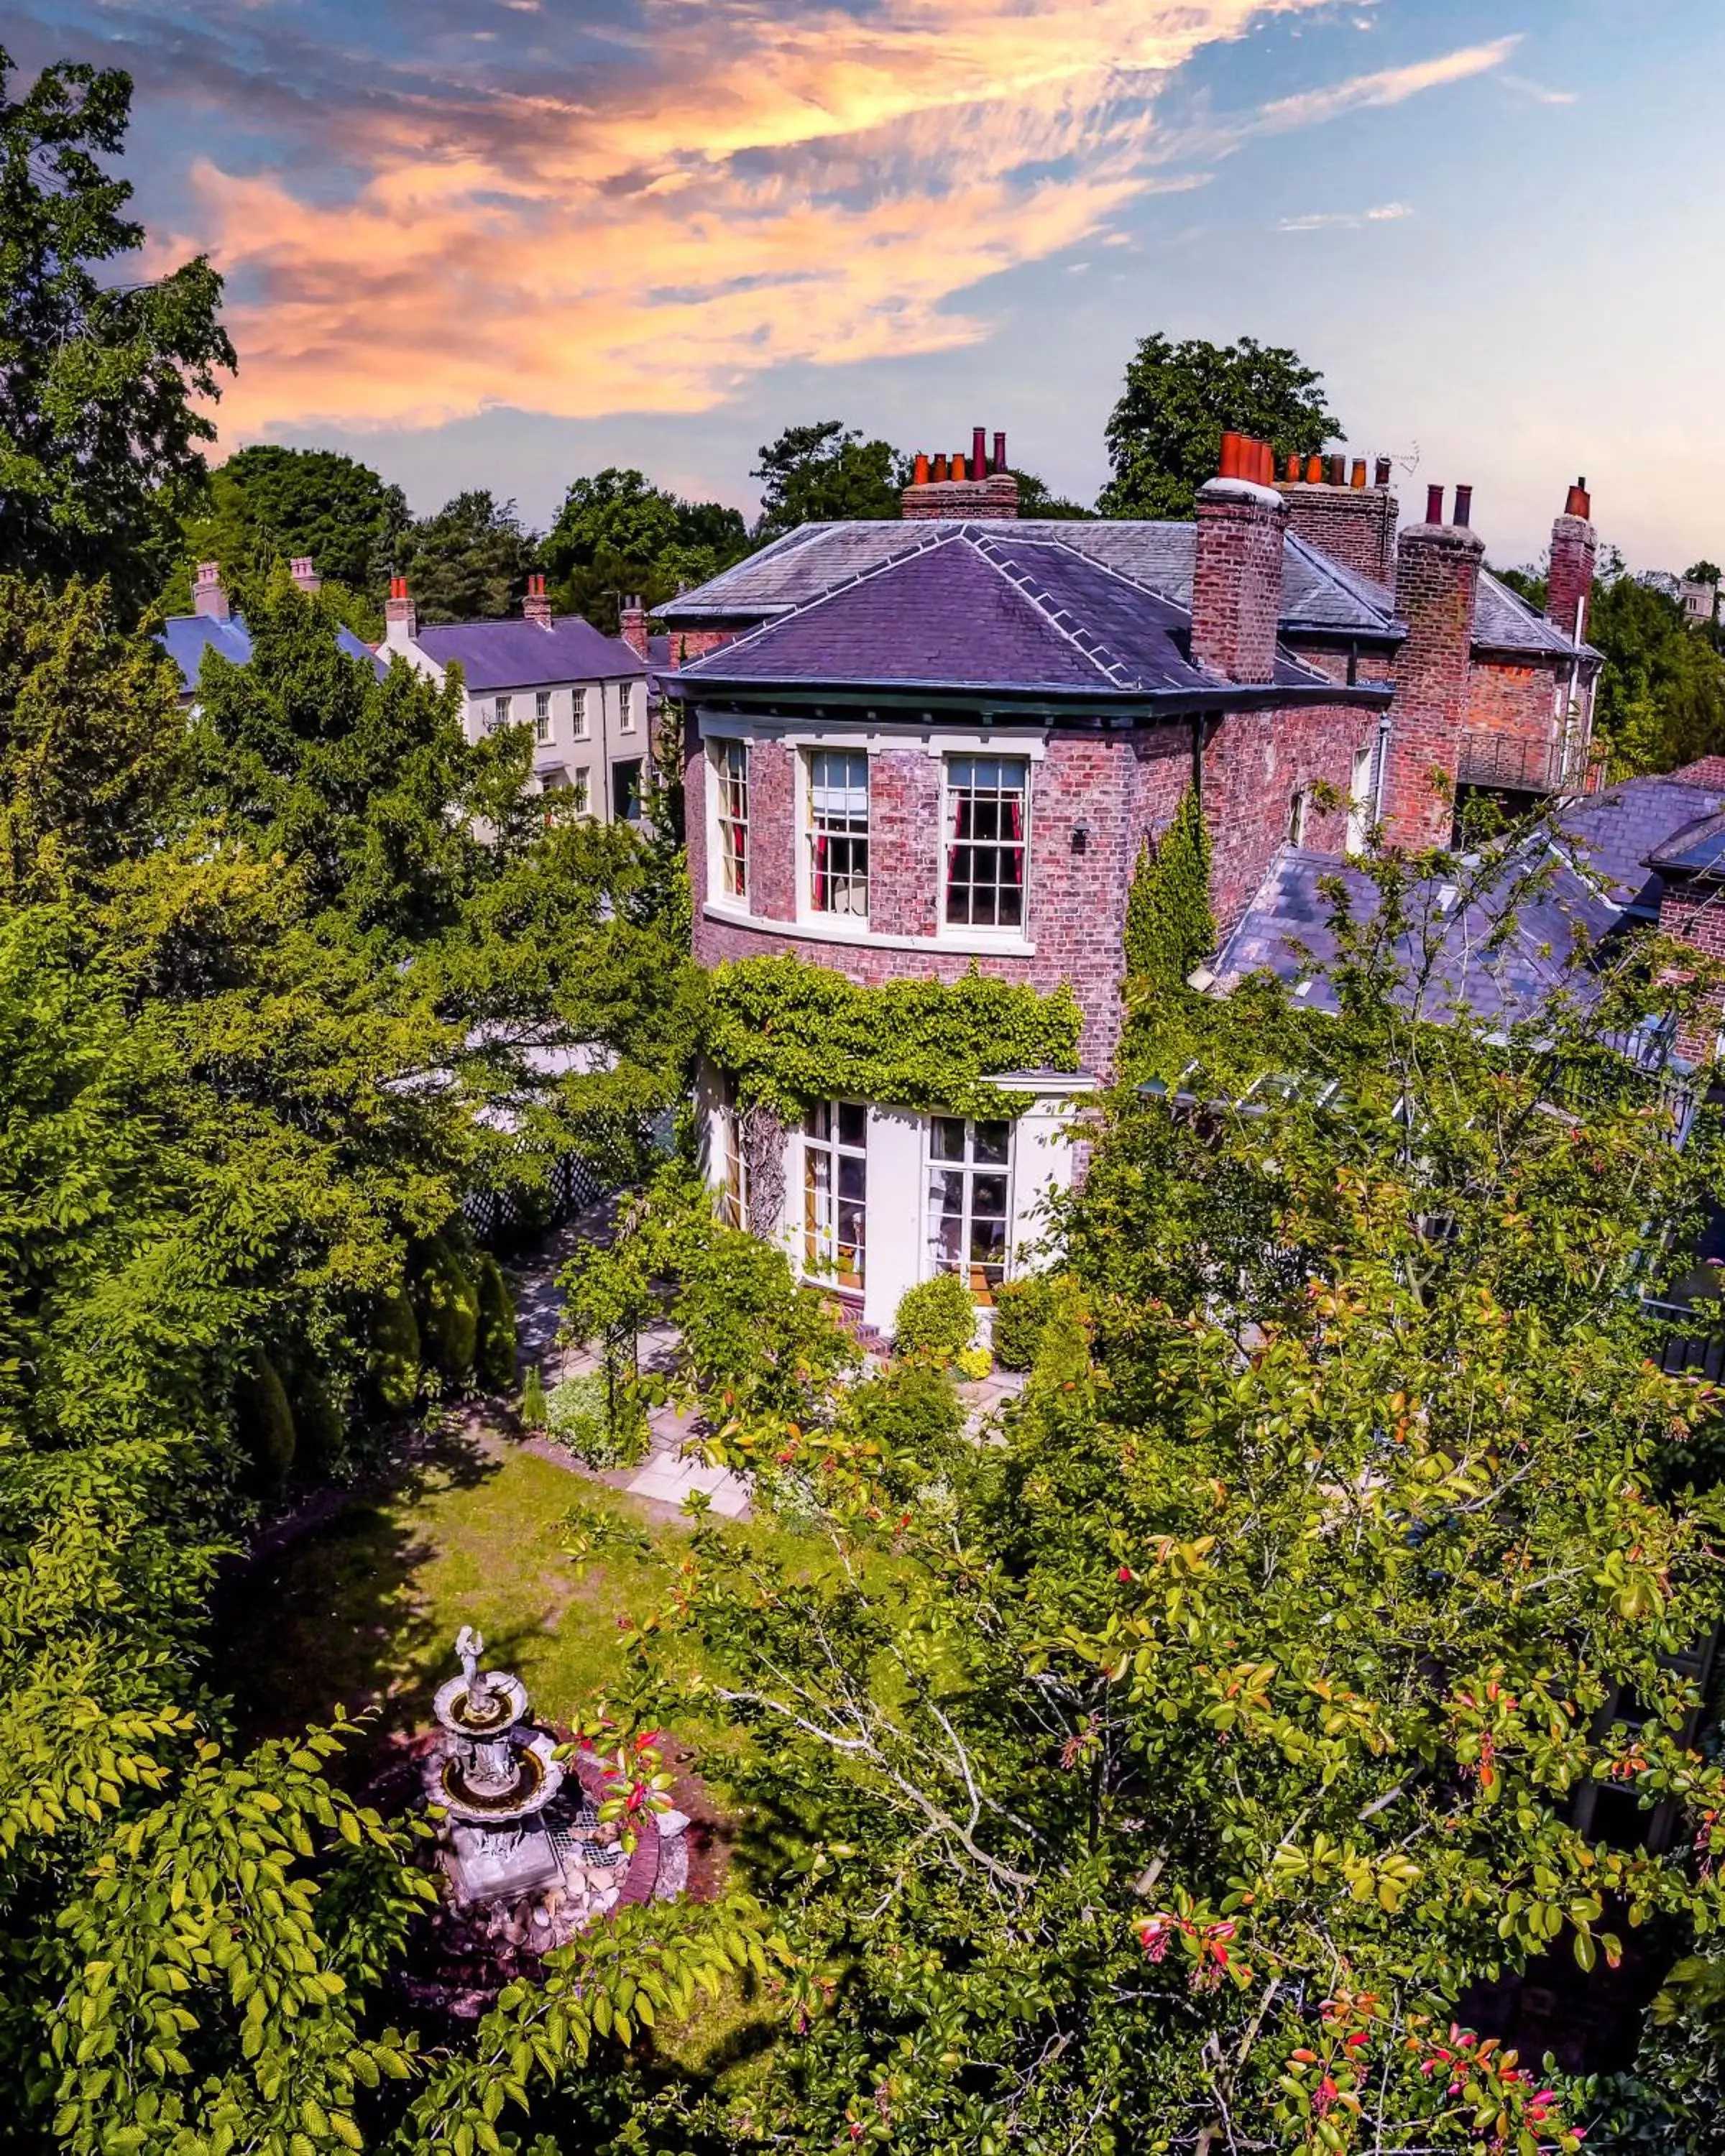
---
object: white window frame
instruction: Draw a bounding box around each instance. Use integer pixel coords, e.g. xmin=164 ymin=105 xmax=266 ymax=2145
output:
xmin=804 ymin=747 xmax=870 ymax=922
xmin=613 ymin=755 xmax=645 ymax=824
xmin=617 ymin=681 xmax=637 ymax=734
xmin=1347 ymin=745 xmax=1374 ymax=854
xmin=803 ymin=1101 xmax=867 ymax=1291
xmin=490 ymin=693 xmax=512 ymax=733
xmin=571 ymin=686 xmax=589 ymax=740
xmin=1287 ymin=787 xmax=1309 ymax=847
xmin=712 ymin=738 xmax=749 ymax=902
xmin=942 ymin=755 xmax=1029 ymax=936
xmin=535 ymin=689 xmax=553 ymax=745
xmin=717 ymin=1091 xmax=750 ymax=1230
xmin=571 ymin=767 xmax=592 ymax=816
xmin=926 ymin=1115 xmax=1014 ymax=1302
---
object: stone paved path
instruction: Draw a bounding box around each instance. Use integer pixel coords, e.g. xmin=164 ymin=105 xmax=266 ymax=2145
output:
xmin=505 ymin=1208 xmax=753 ymax=1521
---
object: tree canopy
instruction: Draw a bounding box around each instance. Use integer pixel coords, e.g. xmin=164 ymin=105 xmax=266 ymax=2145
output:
xmin=750 ymin=420 xmax=906 ymax=543
xmin=0 ymin=49 xmax=234 ymax=618
xmin=1099 ymin=333 xmax=1340 ymax=520
xmin=169 ymin=443 xmax=410 ymax=614
xmin=393 ymin=487 xmax=538 ymax=624
xmin=541 ymin=467 xmax=747 ymax=632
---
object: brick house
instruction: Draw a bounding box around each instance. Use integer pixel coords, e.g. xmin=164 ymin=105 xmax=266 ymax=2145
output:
xmin=656 ymin=434 xmax=1622 ymax=1333
xmin=383 ymin=576 xmax=651 ymax=823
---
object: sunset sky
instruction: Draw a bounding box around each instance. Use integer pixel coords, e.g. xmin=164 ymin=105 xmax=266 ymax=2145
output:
xmin=10 ymin=0 xmax=1723 ymax=570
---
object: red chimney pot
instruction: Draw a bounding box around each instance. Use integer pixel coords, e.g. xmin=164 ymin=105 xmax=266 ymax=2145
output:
xmin=1425 ymin=484 xmax=1445 ymax=525
xmin=993 ymin=430 xmax=1006 ymax=474
xmin=1453 ymin=484 xmax=1473 ymax=528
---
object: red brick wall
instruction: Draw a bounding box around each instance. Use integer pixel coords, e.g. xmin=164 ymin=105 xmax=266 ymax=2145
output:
xmin=665 ymin=625 xmax=743 ymax=666
xmin=1202 ymin=700 xmax=1379 ymax=928
xmin=1277 ymin=483 xmax=1399 ymax=587
xmin=1465 ymin=655 xmax=1562 ymax=754
xmin=1547 ymin=513 xmax=1596 ymax=647
xmin=901 ymin=476 xmax=1019 ymax=520
xmin=1383 ymin=523 xmax=1484 ymax=849
xmin=868 ymin=750 xmax=942 ymax=936
xmin=1191 ymin=482 xmax=1286 ymax=686
xmin=1659 ymin=882 xmax=1725 ymax=1064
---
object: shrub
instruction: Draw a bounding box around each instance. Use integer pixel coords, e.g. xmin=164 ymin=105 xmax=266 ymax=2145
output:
xmin=954 ymin=1344 xmax=993 ymax=1383
xmin=520 ymin=1363 xmax=549 ymax=1431
xmin=418 ymin=1233 xmax=479 ymax=1381
xmin=475 ymin=1254 xmax=518 ymax=1392
xmin=674 ymin=1223 xmax=859 ymax=1422
xmin=990 ymin=1273 xmax=1057 ymax=1370
xmin=293 ymin=1365 xmax=345 ymax=1470
xmin=236 ymin=1353 xmax=295 ymax=1488
xmin=893 ymin=1273 xmax=976 ymax=1360
xmin=1031 ymin=1276 xmax=1095 ymax=1389
xmin=368 ymin=1280 xmax=421 ymax=1414
xmin=546 ymin=1372 xmax=650 ymax=1471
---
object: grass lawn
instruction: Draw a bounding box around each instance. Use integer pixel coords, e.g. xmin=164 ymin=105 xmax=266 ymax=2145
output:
xmin=210 ymin=1422 xmax=795 ymax=1784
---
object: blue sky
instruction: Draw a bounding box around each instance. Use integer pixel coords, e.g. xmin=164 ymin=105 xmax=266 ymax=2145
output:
xmin=9 ymin=0 xmax=1722 ymax=571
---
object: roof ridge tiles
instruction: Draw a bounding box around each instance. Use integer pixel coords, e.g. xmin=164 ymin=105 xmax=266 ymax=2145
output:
xmin=964 ymin=527 xmax=1151 ymax=691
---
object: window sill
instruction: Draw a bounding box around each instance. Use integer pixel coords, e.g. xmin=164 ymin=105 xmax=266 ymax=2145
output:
xmin=703 ymin=902 xmax=1034 ymax=959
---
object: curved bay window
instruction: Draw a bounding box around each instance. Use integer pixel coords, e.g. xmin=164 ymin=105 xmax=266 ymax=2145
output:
xmin=945 ymin=755 xmax=1027 ymax=929
xmin=808 ymin=750 xmax=870 ymax=916
xmin=804 ymin=1101 xmax=866 ymax=1291
xmin=927 ymin=1116 xmax=1011 ymax=1299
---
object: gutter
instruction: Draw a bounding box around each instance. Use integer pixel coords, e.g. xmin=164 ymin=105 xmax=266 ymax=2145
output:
xmin=668 ymin=676 xmax=1394 ymax=719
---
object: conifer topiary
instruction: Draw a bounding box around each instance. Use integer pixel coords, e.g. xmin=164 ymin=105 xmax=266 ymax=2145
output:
xmin=369 ymin=1279 xmax=421 ymax=1414
xmin=475 ymin=1254 xmax=518 ymax=1393
xmin=293 ymin=1365 xmax=345 ymax=1469
xmin=418 ymin=1233 xmax=479 ymax=1382
xmin=520 ymin=1363 xmax=549 ymax=1431
xmin=235 ymin=1352 xmax=296 ymax=1487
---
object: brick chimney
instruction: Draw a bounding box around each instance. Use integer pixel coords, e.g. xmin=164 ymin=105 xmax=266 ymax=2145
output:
xmin=523 ymin=572 xmax=553 ymax=627
xmin=1547 ymin=478 xmax=1596 ymax=647
xmin=619 ymin=593 xmax=650 ymax=662
xmin=192 ymin=561 xmax=230 ymax=621
xmin=384 ymin=574 xmax=417 ymax=649
xmin=1276 ymin=451 xmax=1399 ymax=586
xmin=289 ymin=556 xmax=321 ymax=596
xmin=1190 ymin=434 xmax=1287 ymax=684
xmin=901 ymin=423 xmax=1020 ymax=520
xmin=1381 ymin=486 xmax=1484 ymax=849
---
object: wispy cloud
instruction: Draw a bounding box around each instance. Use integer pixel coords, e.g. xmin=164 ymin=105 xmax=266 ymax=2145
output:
xmin=101 ymin=1 xmax=1523 ymax=436
xmin=1276 ymin=200 xmax=1412 ymax=232
xmin=1500 ymin=72 xmax=1579 ymax=106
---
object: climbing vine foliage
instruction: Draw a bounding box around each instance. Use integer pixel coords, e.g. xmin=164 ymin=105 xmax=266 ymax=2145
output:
xmin=704 ymin=956 xmax=1082 ymax=1119
xmin=1124 ymin=786 xmax=1216 ymax=992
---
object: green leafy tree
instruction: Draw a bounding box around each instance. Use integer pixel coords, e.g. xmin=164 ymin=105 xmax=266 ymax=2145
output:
xmin=750 ymin=420 xmax=906 ymax=544
xmin=172 ymin=443 xmax=410 ymax=611
xmin=1099 ymin=332 xmax=1340 ymax=520
xmin=1685 ymin=561 xmax=1721 ymax=588
xmin=1123 ymin=785 xmax=1217 ymax=994
xmin=0 ymin=48 xmax=234 ymax=617
xmin=394 ymin=487 xmax=537 ymax=623
xmin=1011 ymin=468 xmax=1093 ymax=519
xmin=599 ymin=834 xmax=1725 ymax=2152
xmin=541 ymin=466 xmax=746 ymax=632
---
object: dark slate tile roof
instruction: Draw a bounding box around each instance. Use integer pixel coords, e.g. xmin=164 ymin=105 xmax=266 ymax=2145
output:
xmin=663 ymin=518 xmax=1404 ymax=642
xmin=1215 ymin=841 xmax=1621 ymax=1030
xmin=1473 ymin=569 xmax=1596 ymax=660
xmin=1558 ymin=775 xmax=1725 ymax=910
xmin=414 ymin=616 xmax=648 ymax=692
xmin=1647 ymin=808 xmax=1725 ymax=882
xmin=158 ymin=611 xmax=384 ymax=693
xmin=673 ymin=528 xmax=1348 ymax=699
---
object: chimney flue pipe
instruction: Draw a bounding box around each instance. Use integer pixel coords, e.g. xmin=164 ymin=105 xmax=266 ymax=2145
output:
xmin=972 ymin=425 xmax=988 ymax=476
xmin=1425 ymin=483 xmax=1445 ymax=525
xmin=1375 ymin=456 xmax=1392 ymax=488
xmin=993 ymin=430 xmax=1007 ymax=474
xmin=1453 ymin=484 xmax=1473 ymax=528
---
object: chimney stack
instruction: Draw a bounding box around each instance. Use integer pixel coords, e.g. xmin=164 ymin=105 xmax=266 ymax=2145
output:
xmin=1547 ymin=476 xmax=1597 ymax=648
xmin=523 ymin=572 xmax=553 ymax=627
xmin=901 ymin=424 xmax=1021 ymax=519
xmin=1381 ymin=485 xmax=1484 ymax=849
xmin=619 ymin=593 xmax=650 ymax=662
xmin=385 ymin=574 xmax=417 ymax=647
xmin=289 ymin=556 xmax=321 ymax=596
xmin=1190 ymin=433 xmax=1287 ymax=685
xmin=1276 ymin=448 xmax=1399 ymax=584
xmin=192 ymin=561 xmax=229 ymax=622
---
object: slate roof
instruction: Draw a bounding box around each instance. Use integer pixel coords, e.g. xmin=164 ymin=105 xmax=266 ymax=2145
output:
xmin=663 ymin=517 xmax=1594 ymax=663
xmin=413 ymin=616 xmax=648 ymax=693
xmin=673 ymin=528 xmax=1366 ymax=701
xmin=1560 ymin=775 xmax=1725 ymax=910
xmin=1215 ymin=841 xmax=1622 ymax=1031
xmin=158 ymin=612 xmax=385 ymax=694
xmin=1647 ymin=808 xmax=1725 ymax=883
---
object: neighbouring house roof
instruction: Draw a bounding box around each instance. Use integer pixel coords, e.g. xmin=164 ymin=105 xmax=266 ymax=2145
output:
xmin=1214 ymin=839 xmax=1623 ymax=1032
xmin=671 ymin=528 xmax=1379 ymax=704
xmin=158 ymin=612 xmax=385 ymax=694
xmin=412 ymin=616 xmax=648 ymax=693
xmin=1562 ymin=775 xmax=1725 ymax=910
xmin=1647 ymin=807 xmax=1725 ymax=884
xmin=1472 ymin=571 xmax=1599 ymax=661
